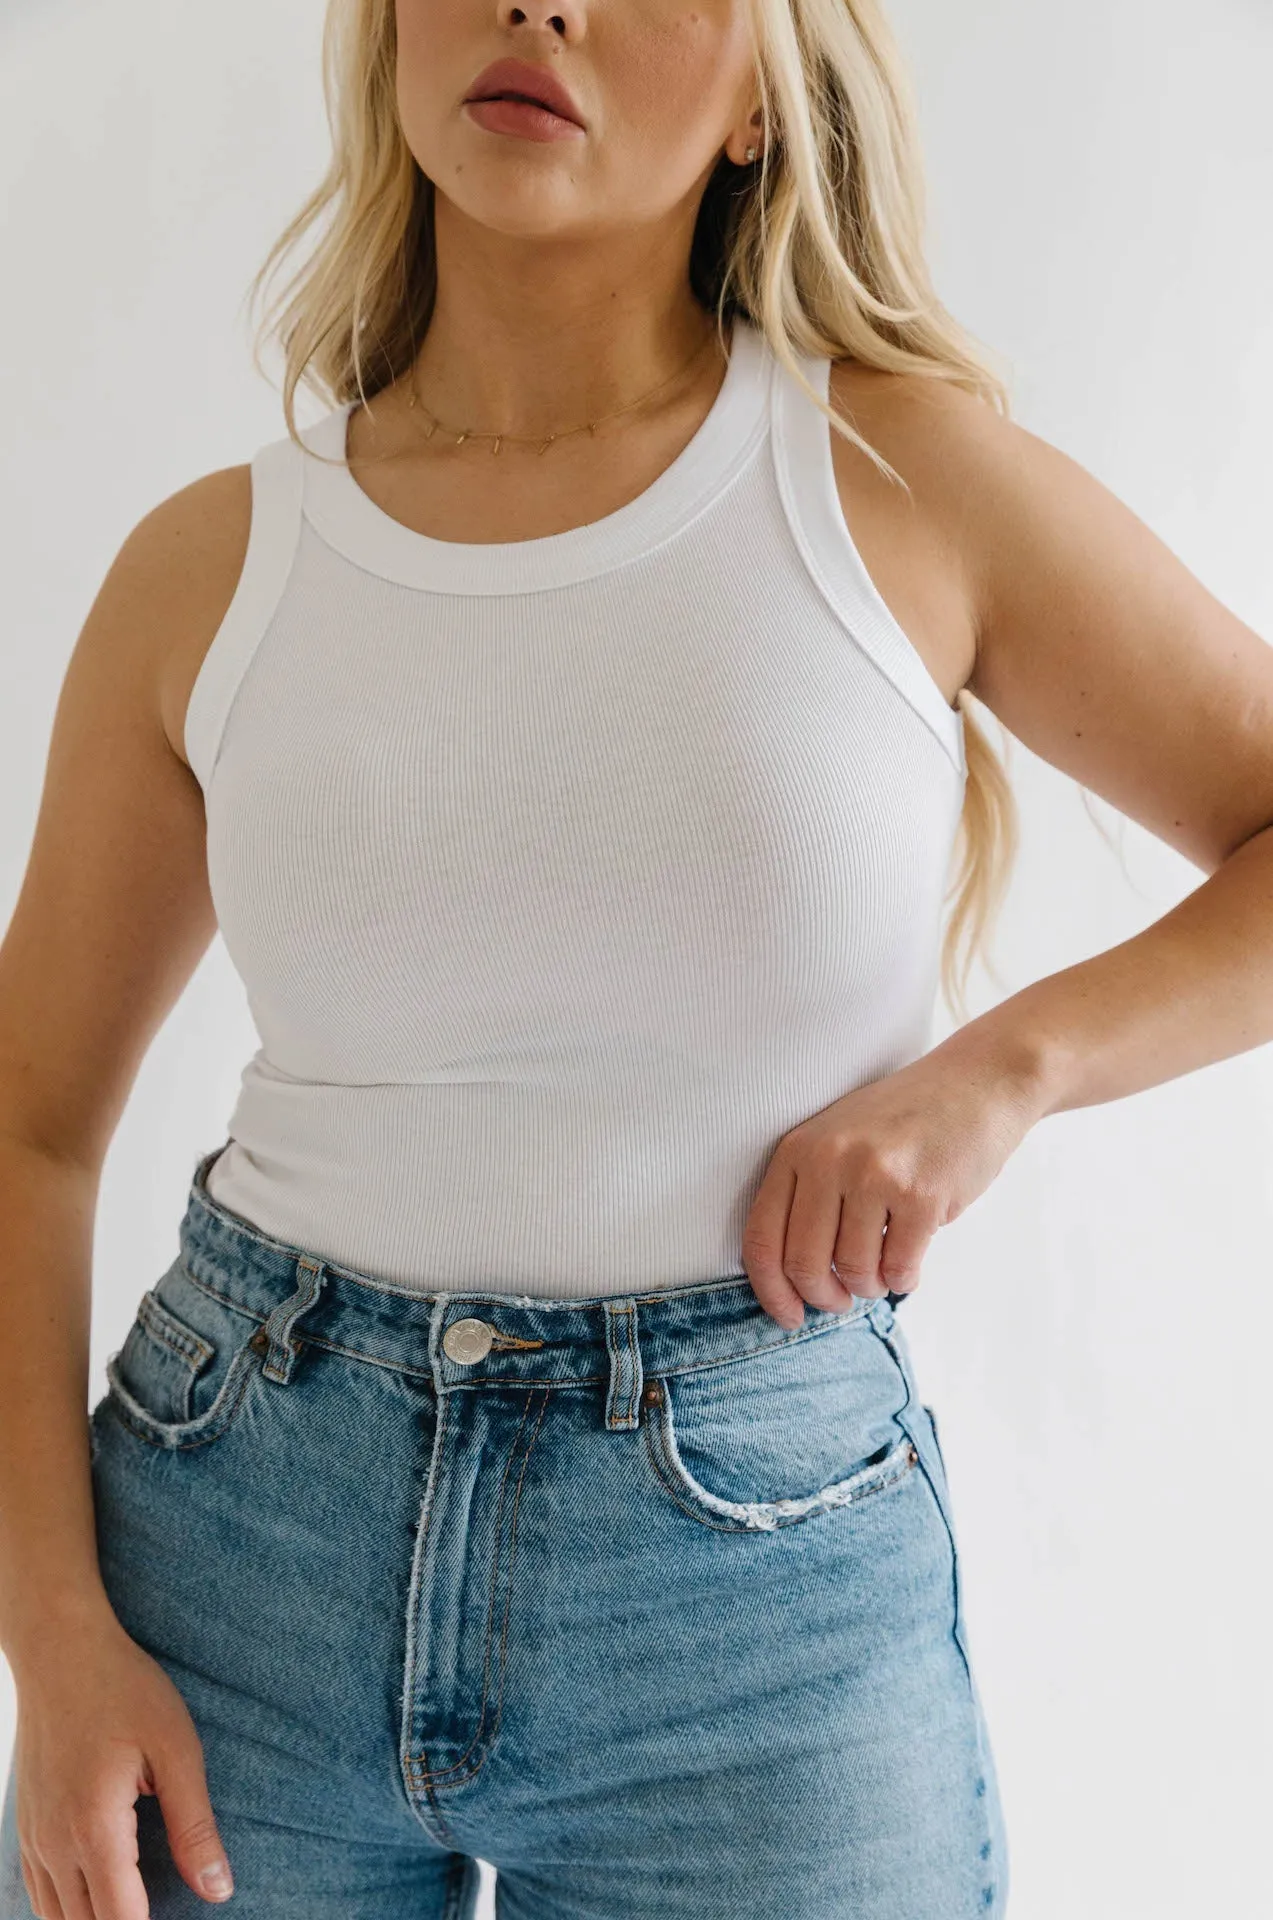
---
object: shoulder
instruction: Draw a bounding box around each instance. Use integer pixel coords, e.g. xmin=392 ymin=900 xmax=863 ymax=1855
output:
xmin=106 ymin=463 xmax=253 ymax=637
xmin=103 ymin=463 xmax=254 ymax=771
xmin=826 ymin=359 xmax=1082 ymax=677
xmin=827 ymin=357 xmax=1119 ymax=573
xmin=826 ymin=357 xmax=1010 ymax=514
xmin=827 ymin=356 xmax=1002 ymax=435
xmin=116 ymin=462 xmax=254 ymax=605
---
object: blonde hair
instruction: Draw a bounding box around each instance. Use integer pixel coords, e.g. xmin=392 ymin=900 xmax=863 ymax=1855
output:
xmin=247 ymin=0 xmax=1019 ymax=1026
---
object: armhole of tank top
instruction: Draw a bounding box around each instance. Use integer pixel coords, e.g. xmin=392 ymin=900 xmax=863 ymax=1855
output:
xmin=182 ymin=433 xmax=305 ymax=795
xmin=770 ymin=352 xmax=967 ymax=780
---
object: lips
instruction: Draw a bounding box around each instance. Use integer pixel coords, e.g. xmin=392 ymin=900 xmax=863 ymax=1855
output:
xmin=464 ymin=57 xmax=585 ymax=130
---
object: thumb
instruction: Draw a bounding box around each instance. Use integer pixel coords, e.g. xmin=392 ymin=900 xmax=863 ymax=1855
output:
xmin=151 ymin=1737 xmax=235 ymax=1903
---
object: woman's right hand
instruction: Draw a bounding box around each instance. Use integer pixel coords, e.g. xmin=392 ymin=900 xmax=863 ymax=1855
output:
xmin=10 ymin=1615 xmax=234 ymax=1917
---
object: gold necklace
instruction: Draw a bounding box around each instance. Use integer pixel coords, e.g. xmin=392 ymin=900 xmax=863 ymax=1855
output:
xmin=406 ymin=320 xmax=727 ymax=457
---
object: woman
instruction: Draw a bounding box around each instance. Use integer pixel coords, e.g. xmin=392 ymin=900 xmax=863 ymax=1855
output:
xmin=3 ymin=0 xmax=1272 ymax=1912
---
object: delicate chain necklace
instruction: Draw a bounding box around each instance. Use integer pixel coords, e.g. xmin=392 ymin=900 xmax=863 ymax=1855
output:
xmin=406 ymin=320 xmax=727 ymax=457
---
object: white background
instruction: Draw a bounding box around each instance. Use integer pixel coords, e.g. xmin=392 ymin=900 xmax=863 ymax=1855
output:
xmin=1 ymin=1 xmax=1271 ymax=1914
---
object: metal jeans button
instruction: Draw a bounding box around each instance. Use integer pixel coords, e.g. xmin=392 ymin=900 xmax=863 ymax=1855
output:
xmin=443 ymin=1317 xmax=494 ymax=1364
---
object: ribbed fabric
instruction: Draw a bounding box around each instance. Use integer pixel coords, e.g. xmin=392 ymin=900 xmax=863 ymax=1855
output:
xmin=184 ymin=316 xmax=966 ymax=1297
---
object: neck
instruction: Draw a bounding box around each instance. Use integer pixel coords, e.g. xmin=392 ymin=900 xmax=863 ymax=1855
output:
xmin=405 ymin=203 xmax=727 ymax=442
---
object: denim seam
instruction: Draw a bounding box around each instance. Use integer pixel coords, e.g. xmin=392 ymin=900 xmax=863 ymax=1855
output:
xmin=404 ymin=1389 xmax=548 ymax=1788
xmin=136 ymin=1291 xmax=214 ymax=1371
xmin=399 ymin=1386 xmax=457 ymax=1844
xmin=278 ymin=1332 xmax=435 ymax=1380
xmin=401 ymin=1319 xmax=866 ymax=1392
xmin=438 ymin=1372 xmax=612 ymax=1389
xmin=178 ymin=1247 xmax=878 ymax=1384
xmin=303 ymin=1315 xmax=872 ymax=1392
xmin=869 ymin=1320 xmax=978 ymax=1694
xmin=645 ymin=1307 xmax=874 ymax=1388
xmin=402 ymin=1387 xmax=529 ymax=1808
xmin=176 ymin=1258 xmax=274 ymax=1325
xmin=124 ymin=1332 xmax=875 ymax=1394
xmin=102 ymin=1340 xmax=260 ymax=1452
xmin=404 ymin=1391 xmax=547 ymax=1790
xmin=906 ymin=1450 xmax=973 ymax=1684
xmin=621 ymin=1305 xmax=641 ymax=1423
xmin=411 ymin=1391 xmax=532 ymax=1785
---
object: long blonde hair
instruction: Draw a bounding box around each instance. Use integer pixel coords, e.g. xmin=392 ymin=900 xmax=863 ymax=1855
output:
xmin=247 ymin=0 xmax=1019 ymax=1026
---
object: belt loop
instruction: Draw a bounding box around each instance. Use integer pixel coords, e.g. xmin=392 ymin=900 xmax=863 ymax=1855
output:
xmin=258 ymin=1255 xmax=328 ymax=1385
xmin=602 ymin=1297 xmax=643 ymax=1431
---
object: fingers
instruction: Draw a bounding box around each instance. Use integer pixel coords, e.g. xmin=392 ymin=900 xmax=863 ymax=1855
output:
xmin=785 ymin=1176 xmax=876 ymax=1311
xmin=23 ymin=1812 xmax=143 ymax=1920
xmin=23 ymin=1852 xmax=63 ymax=1920
xmin=25 ymin=1748 xmax=233 ymax=1920
xmin=740 ymin=1157 xmax=807 ymax=1330
xmin=742 ymin=1139 xmax=936 ymax=1324
xmin=833 ymin=1202 xmax=935 ymax=1297
xmin=13 ymin=1626 xmax=234 ymax=1920
xmin=73 ymin=1783 xmax=152 ymax=1920
xmin=742 ymin=1152 xmax=874 ymax=1328
xmin=876 ymin=1208 xmax=936 ymax=1294
xmin=43 ymin=1860 xmax=93 ymax=1920
xmin=151 ymin=1733 xmax=235 ymax=1905
xmin=741 ymin=1254 xmax=807 ymax=1331
xmin=26 ymin=1777 xmax=148 ymax=1920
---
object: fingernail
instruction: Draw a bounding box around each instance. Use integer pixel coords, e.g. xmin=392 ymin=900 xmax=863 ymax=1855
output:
xmin=199 ymin=1862 xmax=234 ymax=1900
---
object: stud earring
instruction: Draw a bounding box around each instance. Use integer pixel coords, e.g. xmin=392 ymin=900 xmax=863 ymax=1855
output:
xmin=745 ymin=145 xmax=757 ymax=162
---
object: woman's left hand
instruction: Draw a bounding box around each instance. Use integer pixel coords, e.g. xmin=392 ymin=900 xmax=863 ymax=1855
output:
xmin=739 ymin=1036 xmax=1048 ymax=1330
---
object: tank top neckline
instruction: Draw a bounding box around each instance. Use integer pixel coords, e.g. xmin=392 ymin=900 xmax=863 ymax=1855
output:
xmin=298 ymin=316 xmax=774 ymax=596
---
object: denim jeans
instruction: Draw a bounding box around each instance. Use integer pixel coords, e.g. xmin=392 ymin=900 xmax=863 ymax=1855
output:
xmin=1 ymin=1142 xmax=1008 ymax=1917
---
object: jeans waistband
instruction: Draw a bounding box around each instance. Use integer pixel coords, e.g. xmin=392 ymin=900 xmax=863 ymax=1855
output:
xmin=179 ymin=1141 xmax=896 ymax=1432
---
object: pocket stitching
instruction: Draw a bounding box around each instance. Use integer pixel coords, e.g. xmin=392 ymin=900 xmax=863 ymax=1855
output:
xmin=645 ymin=1378 xmax=919 ymax=1533
xmin=103 ymin=1316 xmax=263 ymax=1451
xmin=136 ymin=1288 xmax=216 ymax=1373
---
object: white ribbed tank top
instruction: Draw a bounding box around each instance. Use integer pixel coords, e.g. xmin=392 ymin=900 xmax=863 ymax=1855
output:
xmin=185 ymin=316 xmax=966 ymax=1298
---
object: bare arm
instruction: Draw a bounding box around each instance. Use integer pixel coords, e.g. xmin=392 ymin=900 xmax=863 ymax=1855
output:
xmin=835 ymin=365 xmax=1273 ymax=1101
xmin=944 ymin=390 xmax=1273 ymax=1109
xmin=742 ymin=376 xmax=1273 ymax=1320
xmin=0 ymin=462 xmax=250 ymax=1675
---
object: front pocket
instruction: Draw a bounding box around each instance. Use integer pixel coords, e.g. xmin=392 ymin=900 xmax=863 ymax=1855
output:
xmin=102 ymin=1256 xmax=263 ymax=1450
xmin=642 ymin=1320 xmax=920 ymax=1532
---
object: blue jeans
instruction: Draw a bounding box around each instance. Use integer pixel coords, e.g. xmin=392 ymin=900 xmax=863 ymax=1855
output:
xmin=2 ymin=1143 xmax=1008 ymax=1917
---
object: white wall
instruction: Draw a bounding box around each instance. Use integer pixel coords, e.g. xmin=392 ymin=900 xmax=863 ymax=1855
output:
xmin=2 ymin=2 xmax=1271 ymax=1914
